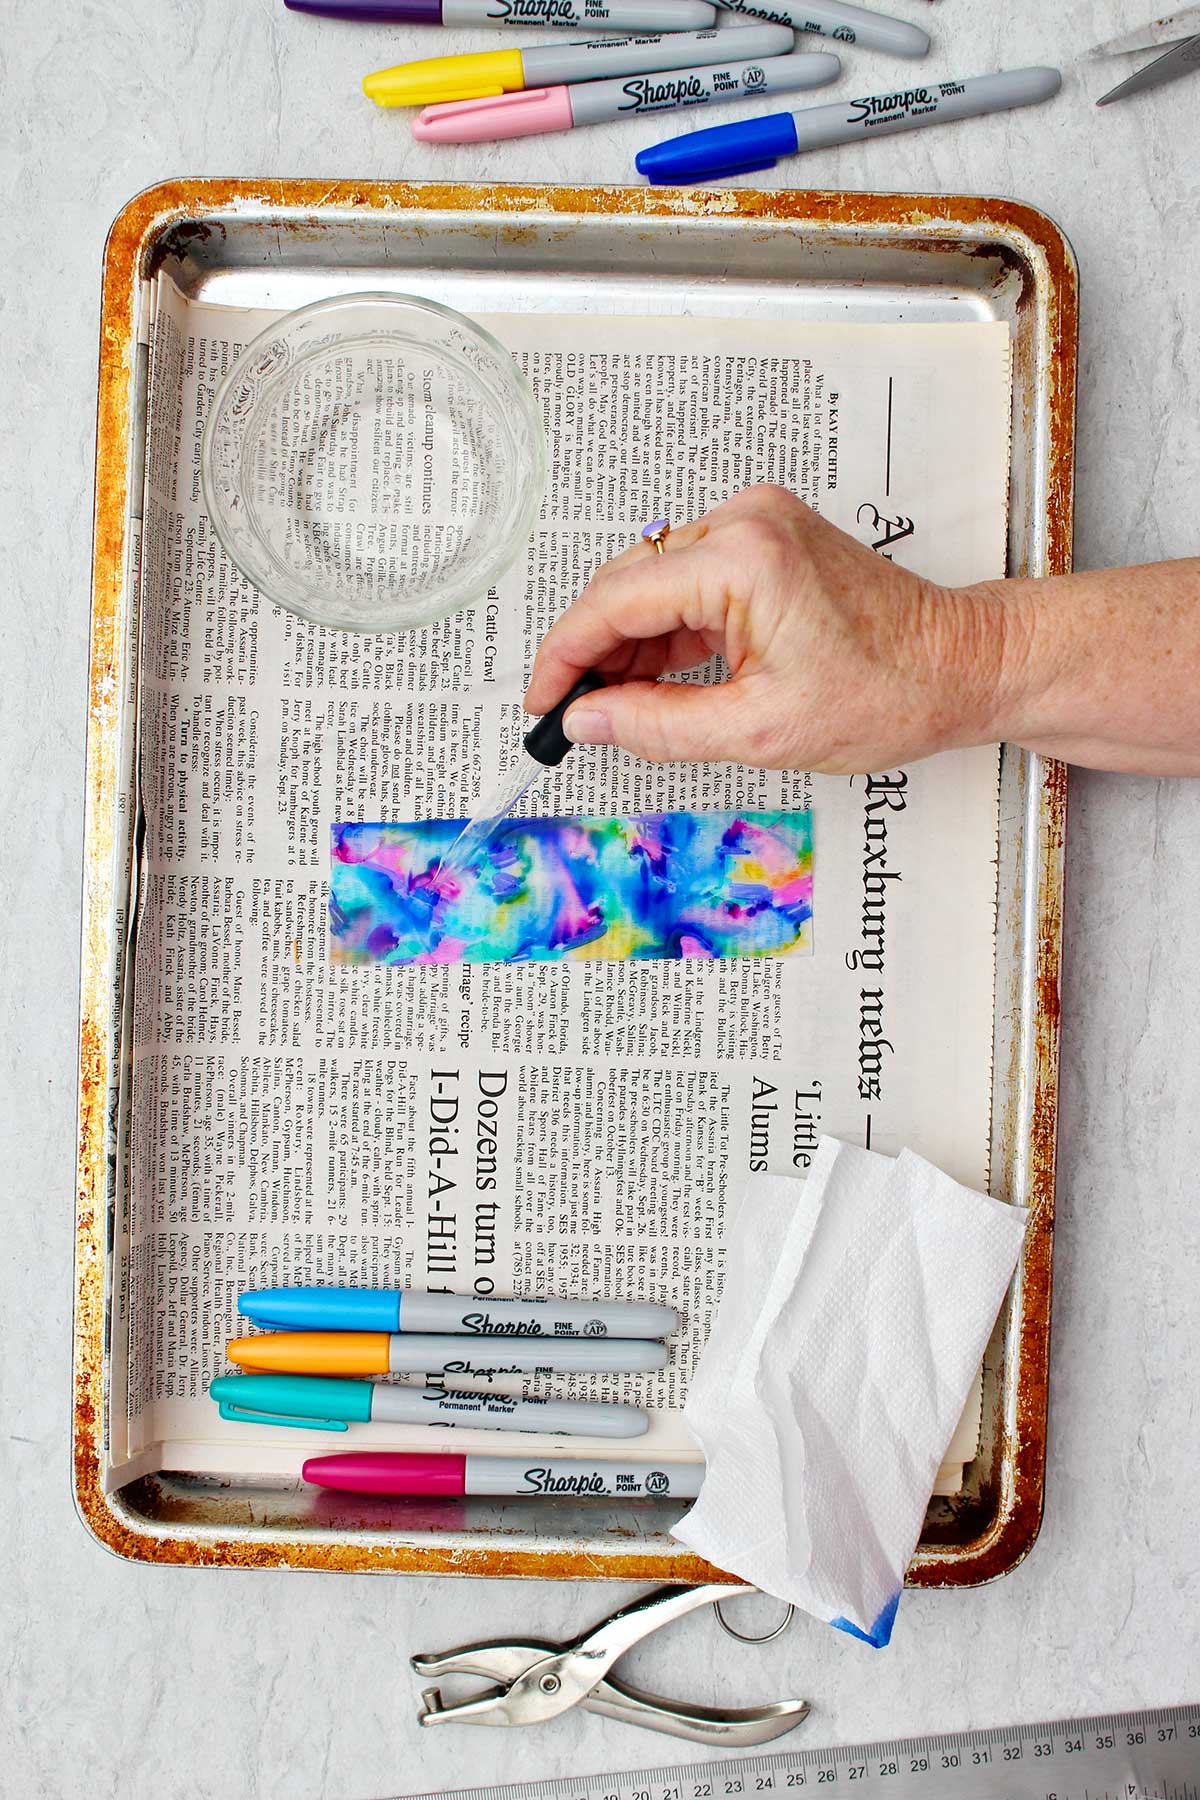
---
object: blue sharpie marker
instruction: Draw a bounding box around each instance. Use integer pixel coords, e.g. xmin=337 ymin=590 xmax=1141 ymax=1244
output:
xmin=240 ymin=1286 xmax=680 ymax=1339
xmin=635 ymin=64 xmax=1062 ymax=182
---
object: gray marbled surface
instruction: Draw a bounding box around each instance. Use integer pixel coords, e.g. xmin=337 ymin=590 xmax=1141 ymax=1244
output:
xmin=3 ymin=0 xmax=1199 ymax=1794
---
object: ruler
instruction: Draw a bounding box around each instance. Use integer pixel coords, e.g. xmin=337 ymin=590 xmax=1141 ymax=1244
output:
xmin=399 ymin=1704 xmax=1200 ymax=1800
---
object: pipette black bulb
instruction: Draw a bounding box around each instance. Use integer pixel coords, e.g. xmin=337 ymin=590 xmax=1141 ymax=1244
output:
xmin=523 ymin=671 xmax=606 ymax=767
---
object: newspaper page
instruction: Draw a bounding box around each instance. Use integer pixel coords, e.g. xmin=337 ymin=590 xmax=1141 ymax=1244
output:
xmin=108 ymin=272 xmax=1012 ymax=1488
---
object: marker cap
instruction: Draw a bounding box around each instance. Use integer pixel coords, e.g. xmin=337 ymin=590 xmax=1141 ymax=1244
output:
xmin=635 ymin=106 xmax=799 ymax=180
xmin=304 ymin=1452 xmax=468 ymax=1495
xmin=227 ymin=1331 xmax=390 ymax=1375
xmin=240 ymin=1287 xmax=402 ymax=1331
xmin=365 ymin=48 xmax=526 ymax=106
xmin=415 ymin=85 xmax=576 ymax=142
xmin=287 ymin=0 xmax=444 ymax=17
xmin=211 ymin=1373 xmax=374 ymax=1429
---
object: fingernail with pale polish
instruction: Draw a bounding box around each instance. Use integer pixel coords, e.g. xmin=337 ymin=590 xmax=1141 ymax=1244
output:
xmin=564 ymin=706 xmax=612 ymax=745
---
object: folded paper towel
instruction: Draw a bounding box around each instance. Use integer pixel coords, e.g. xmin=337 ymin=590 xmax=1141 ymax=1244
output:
xmin=672 ymin=1137 xmax=1028 ymax=1648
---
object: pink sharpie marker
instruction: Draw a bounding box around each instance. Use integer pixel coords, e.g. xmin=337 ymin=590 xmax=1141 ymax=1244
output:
xmin=414 ymin=45 xmax=838 ymax=141
xmin=304 ymin=1450 xmax=704 ymax=1498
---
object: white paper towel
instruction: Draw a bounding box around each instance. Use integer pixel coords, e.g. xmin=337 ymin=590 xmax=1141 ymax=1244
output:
xmin=673 ymin=1136 xmax=1028 ymax=1647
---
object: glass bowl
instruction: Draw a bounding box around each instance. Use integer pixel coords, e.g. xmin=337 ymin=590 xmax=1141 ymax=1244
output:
xmin=201 ymin=291 xmax=546 ymax=633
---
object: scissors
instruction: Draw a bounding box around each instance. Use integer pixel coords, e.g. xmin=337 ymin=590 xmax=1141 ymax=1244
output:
xmin=1092 ymin=7 xmax=1200 ymax=103
xmin=412 ymin=1582 xmax=810 ymax=1747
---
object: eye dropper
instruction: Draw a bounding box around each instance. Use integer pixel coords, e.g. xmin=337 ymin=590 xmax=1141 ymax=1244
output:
xmin=437 ymin=521 xmax=670 ymax=881
xmin=437 ymin=670 xmax=605 ymax=879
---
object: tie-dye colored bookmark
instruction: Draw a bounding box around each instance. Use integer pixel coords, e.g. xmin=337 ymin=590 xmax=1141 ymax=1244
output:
xmin=330 ymin=811 xmax=813 ymax=966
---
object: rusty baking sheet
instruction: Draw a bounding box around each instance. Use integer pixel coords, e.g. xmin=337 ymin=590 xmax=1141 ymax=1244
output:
xmin=76 ymin=180 xmax=1073 ymax=1583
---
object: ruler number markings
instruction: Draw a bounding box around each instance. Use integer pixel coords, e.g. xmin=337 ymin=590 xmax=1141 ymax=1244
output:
xmin=398 ymin=1703 xmax=1200 ymax=1800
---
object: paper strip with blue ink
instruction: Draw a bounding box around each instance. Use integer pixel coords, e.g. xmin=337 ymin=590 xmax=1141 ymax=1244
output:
xmin=329 ymin=811 xmax=813 ymax=966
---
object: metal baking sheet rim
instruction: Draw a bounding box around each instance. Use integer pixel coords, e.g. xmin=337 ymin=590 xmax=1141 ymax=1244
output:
xmin=76 ymin=179 xmax=1074 ymax=1584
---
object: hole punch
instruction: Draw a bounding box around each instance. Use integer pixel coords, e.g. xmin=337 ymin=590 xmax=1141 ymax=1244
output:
xmin=411 ymin=1582 xmax=810 ymax=1746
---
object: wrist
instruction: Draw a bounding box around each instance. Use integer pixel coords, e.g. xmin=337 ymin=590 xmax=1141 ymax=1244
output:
xmin=936 ymin=577 xmax=1045 ymax=750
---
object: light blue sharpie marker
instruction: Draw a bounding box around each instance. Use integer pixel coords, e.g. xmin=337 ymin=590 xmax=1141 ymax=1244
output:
xmin=240 ymin=1286 xmax=680 ymax=1339
xmin=635 ymin=65 xmax=1062 ymax=182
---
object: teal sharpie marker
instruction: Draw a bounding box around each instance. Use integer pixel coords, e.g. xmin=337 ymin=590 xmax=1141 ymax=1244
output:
xmin=211 ymin=1374 xmax=650 ymax=1437
xmin=635 ymin=65 xmax=1062 ymax=181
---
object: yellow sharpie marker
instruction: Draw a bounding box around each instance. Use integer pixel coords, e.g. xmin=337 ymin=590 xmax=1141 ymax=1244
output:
xmin=364 ymin=20 xmax=791 ymax=105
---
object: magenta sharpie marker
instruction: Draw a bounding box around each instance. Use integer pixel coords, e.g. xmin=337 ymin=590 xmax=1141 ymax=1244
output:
xmin=304 ymin=1450 xmax=705 ymax=1497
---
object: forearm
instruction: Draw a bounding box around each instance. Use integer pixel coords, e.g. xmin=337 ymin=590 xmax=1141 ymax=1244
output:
xmin=529 ymin=486 xmax=1200 ymax=777
xmin=964 ymin=559 xmax=1200 ymax=776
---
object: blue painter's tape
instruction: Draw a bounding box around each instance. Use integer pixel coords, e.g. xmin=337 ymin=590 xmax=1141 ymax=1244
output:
xmin=830 ymin=1591 xmax=901 ymax=1649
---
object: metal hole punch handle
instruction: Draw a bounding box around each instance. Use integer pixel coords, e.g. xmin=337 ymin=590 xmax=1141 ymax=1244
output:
xmin=570 ymin=1582 xmax=739 ymax=1668
xmin=412 ymin=1640 xmax=555 ymax=1690
xmin=583 ymin=1671 xmax=810 ymax=1748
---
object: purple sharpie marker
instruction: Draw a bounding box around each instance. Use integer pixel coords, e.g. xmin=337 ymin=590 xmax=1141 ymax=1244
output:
xmin=285 ymin=0 xmax=719 ymax=32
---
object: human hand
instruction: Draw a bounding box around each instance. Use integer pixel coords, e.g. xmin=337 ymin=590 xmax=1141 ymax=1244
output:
xmin=524 ymin=485 xmax=1015 ymax=774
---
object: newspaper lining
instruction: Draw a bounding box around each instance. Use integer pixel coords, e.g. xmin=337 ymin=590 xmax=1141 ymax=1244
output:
xmin=109 ymin=275 xmax=1012 ymax=1490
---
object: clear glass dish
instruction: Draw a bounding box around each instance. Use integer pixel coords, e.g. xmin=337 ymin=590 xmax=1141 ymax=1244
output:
xmin=201 ymin=291 xmax=546 ymax=632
